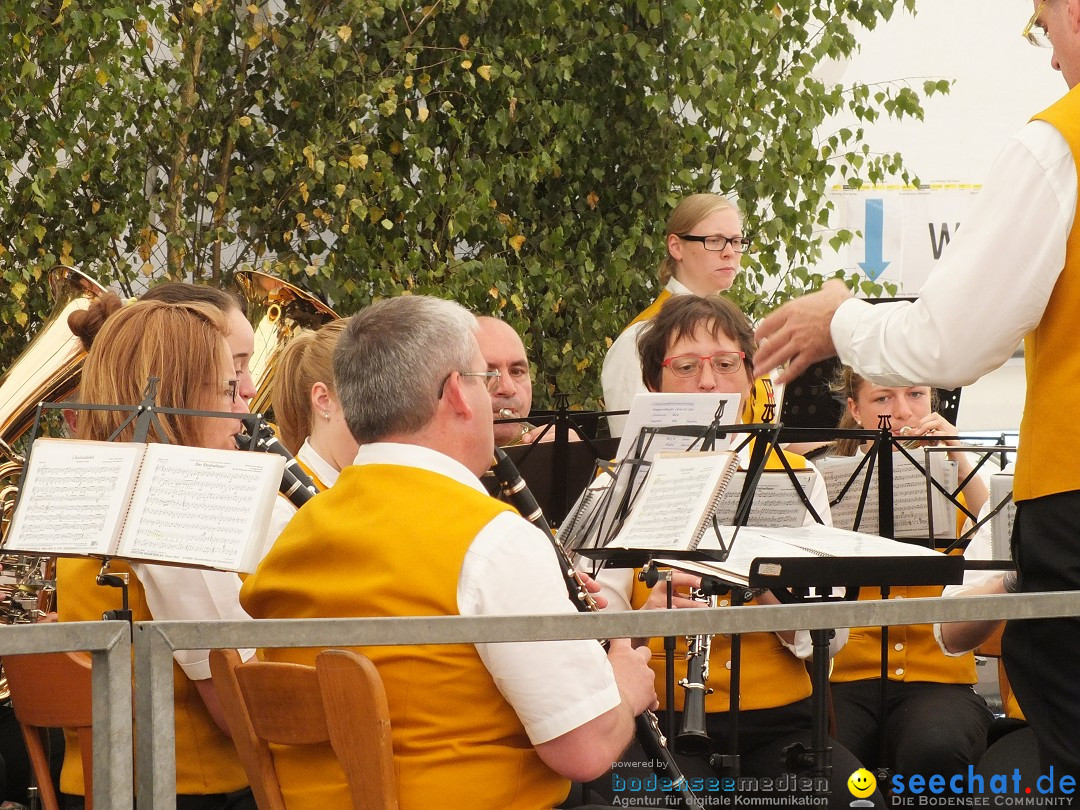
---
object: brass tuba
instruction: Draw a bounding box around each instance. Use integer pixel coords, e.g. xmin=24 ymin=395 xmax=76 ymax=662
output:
xmin=233 ymin=269 xmax=340 ymax=417
xmin=0 ymin=265 xmax=106 ymax=619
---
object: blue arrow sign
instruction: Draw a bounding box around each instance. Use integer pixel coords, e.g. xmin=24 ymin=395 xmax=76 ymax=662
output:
xmin=859 ymin=198 xmax=890 ymax=281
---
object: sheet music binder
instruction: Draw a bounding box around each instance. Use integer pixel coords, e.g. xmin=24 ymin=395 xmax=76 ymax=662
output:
xmin=2 ymin=378 xmax=282 ymax=574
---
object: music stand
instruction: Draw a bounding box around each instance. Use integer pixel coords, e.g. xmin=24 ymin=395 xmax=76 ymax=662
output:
xmin=10 ymin=377 xmax=270 ymax=625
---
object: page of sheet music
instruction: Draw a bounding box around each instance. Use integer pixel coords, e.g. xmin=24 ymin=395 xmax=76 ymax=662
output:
xmin=116 ymin=444 xmax=283 ymax=571
xmin=614 ymin=393 xmax=740 ymax=462
xmin=612 ymin=451 xmax=738 ymax=550
xmin=560 ymin=470 xmax=614 ymax=552
xmin=711 ymin=469 xmax=816 ymax=527
xmin=668 ymin=524 xmax=945 ymax=585
xmin=3 ymin=439 xmax=144 ymax=555
xmin=815 ymin=453 xmax=957 ymax=538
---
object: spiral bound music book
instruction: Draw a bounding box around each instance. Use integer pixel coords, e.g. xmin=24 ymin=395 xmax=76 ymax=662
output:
xmin=607 ymin=450 xmax=740 ymax=551
xmin=3 ymin=438 xmax=285 ymax=573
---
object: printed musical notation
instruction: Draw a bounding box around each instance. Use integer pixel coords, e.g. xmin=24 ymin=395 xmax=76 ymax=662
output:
xmin=615 ymin=393 xmax=741 ymax=462
xmin=611 ymin=451 xmax=739 ymax=551
xmin=3 ymin=438 xmax=284 ymax=573
xmin=814 ymin=453 xmax=958 ymax=539
xmin=119 ymin=455 xmax=272 ymax=567
xmin=4 ymin=440 xmax=143 ymax=555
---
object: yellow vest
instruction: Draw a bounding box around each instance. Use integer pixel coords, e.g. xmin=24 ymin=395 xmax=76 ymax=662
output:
xmin=829 ymin=582 xmax=977 ymax=685
xmin=296 ymin=457 xmax=328 ymax=491
xmin=56 ymin=559 xmax=249 ymax=796
xmin=630 ymin=446 xmax=814 ymax=713
xmin=240 ymin=463 xmax=570 ymax=810
xmin=626 ymin=290 xmax=673 ymax=329
xmin=1016 ymin=85 xmax=1080 ymax=502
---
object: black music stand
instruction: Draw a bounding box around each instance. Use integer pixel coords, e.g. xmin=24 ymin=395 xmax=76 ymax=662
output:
xmin=577 ymin=418 xmax=786 ymax=770
xmin=493 ymin=397 xmax=618 ymax=525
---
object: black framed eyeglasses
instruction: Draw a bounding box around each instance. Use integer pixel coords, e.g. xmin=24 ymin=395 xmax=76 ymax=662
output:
xmin=678 ymin=233 xmax=755 ymax=254
xmin=222 ymin=378 xmax=240 ymax=403
xmin=662 ymin=351 xmax=745 ymax=377
xmin=437 ymin=369 xmax=502 ymax=398
xmin=1023 ymin=1 xmax=1052 ymax=47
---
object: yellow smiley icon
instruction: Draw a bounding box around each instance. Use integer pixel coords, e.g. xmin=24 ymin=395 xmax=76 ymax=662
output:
xmin=848 ymin=768 xmax=876 ymax=799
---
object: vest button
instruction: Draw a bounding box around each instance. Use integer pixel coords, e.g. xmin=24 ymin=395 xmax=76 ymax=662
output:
xmin=895 ymin=667 xmax=905 ymax=676
xmin=894 ymin=643 xmax=904 ymax=651
xmin=725 ymin=661 xmax=732 ymax=670
xmin=719 ymin=600 xmax=729 ymax=606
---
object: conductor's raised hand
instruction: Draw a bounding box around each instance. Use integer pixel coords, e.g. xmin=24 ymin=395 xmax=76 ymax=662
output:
xmin=754 ymin=279 xmax=852 ymax=384
xmin=643 ymin=570 xmax=707 ymax=611
xmin=607 ymin=637 xmax=660 ymax=714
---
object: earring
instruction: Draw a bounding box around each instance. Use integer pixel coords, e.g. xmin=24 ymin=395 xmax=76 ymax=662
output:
xmin=321 ymin=411 xmax=331 ymax=421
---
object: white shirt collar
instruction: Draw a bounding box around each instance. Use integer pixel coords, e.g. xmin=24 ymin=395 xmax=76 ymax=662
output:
xmin=665 ymin=277 xmax=694 ymax=296
xmin=351 ymin=442 xmax=488 ymax=496
xmin=298 ymin=438 xmax=341 ymax=488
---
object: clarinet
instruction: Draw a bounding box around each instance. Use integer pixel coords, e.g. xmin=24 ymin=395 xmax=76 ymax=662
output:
xmin=236 ymin=418 xmax=319 ymax=508
xmin=490 ymin=448 xmax=703 ymax=810
xmin=675 ymin=587 xmax=715 ymax=756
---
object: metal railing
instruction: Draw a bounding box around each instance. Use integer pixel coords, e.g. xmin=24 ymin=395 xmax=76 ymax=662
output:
xmin=0 ymin=621 xmax=133 ymax=809
xmin=133 ymin=588 xmax=1080 ymax=808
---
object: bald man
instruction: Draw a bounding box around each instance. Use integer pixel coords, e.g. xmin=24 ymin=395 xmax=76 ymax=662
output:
xmin=475 ymin=316 xmax=553 ymax=447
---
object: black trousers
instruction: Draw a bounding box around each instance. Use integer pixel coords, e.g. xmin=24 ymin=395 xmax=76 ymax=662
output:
xmin=1003 ymin=489 xmax=1080 ymax=784
xmin=831 ymin=679 xmax=991 ymax=777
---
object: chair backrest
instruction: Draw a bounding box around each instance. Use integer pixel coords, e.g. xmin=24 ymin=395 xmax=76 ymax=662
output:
xmin=975 ymin=623 xmax=1016 ymax=716
xmin=209 ymin=648 xmax=398 ymax=810
xmin=2 ymin=652 xmax=95 ymax=810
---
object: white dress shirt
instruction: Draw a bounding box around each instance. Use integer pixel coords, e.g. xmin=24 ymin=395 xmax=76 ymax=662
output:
xmin=298 ymin=438 xmax=341 ymax=488
xmin=602 ymin=277 xmax=694 ymax=436
xmin=136 ymin=488 xmax=296 ymax=680
xmin=352 ymin=442 xmax=622 ymax=745
xmin=831 ymin=120 xmax=1077 ymax=388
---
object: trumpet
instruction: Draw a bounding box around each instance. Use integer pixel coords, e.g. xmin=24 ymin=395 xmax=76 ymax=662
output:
xmin=675 ymin=586 xmax=716 ymax=756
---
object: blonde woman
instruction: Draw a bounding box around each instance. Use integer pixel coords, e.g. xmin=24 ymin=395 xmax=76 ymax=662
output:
xmin=602 ymin=193 xmax=755 ymax=433
xmin=273 ymin=319 xmax=357 ymax=490
xmin=60 ymin=299 xmax=256 ymax=809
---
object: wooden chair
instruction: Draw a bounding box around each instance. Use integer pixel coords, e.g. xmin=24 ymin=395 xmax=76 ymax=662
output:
xmin=975 ymin=623 xmax=1015 ymax=716
xmin=2 ymin=652 xmax=94 ymax=810
xmin=210 ymin=648 xmax=397 ymax=810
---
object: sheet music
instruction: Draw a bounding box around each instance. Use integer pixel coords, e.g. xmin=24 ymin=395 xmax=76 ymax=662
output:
xmin=559 ymin=469 xmax=614 ymax=552
xmin=711 ymin=469 xmax=816 ymax=527
xmin=610 ymin=451 xmax=738 ymax=550
xmin=3 ymin=439 xmax=143 ymax=554
xmin=117 ymin=444 xmax=282 ymax=571
xmin=815 ymin=452 xmax=958 ymax=538
xmin=614 ymin=393 xmax=740 ymax=462
xmin=665 ymin=524 xmax=944 ymax=585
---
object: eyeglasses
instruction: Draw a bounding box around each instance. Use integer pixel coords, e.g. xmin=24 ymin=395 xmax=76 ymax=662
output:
xmin=677 ymin=233 xmax=755 ymax=254
xmin=662 ymin=351 xmax=745 ymax=377
xmin=437 ymin=369 xmax=502 ymax=398
xmin=1023 ymin=1 xmax=1052 ymax=47
xmin=222 ymin=378 xmax=239 ymax=403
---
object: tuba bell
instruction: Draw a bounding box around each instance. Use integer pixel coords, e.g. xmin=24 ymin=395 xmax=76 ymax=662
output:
xmin=0 ymin=266 xmax=106 ymax=702
xmin=233 ymin=269 xmax=340 ymax=417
